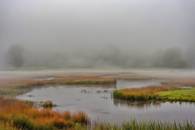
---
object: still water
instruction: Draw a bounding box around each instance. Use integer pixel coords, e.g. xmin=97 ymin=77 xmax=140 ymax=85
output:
xmin=17 ymin=80 xmax=195 ymax=124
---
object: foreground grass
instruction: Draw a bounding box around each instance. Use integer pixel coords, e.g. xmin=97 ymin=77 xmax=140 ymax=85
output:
xmin=113 ymin=86 xmax=195 ymax=102
xmin=0 ymin=98 xmax=89 ymax=130
xmin=0 ymin=98 xmax=194 ymax=130
xmin=88 ymin=121 xmax=194 ymax=130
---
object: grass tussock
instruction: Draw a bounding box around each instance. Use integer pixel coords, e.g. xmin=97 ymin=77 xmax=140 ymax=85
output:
xmin=40 ymin=100 xmax=56 ymax=108
xmin=113 ymin=86 xmax=195 ymax=102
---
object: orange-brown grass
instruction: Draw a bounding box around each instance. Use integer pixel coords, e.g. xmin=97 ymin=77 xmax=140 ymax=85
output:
xmin=116 ymin=85 xmax=174 ymax=96
xmin=0 ymin=97 xmax=89 ymax=130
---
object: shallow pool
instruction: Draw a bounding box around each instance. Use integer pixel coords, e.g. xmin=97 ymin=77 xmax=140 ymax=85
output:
xmin=17 ymin=80 xmax=195 ymax=124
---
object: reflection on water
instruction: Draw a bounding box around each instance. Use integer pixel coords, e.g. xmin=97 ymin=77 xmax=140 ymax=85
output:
xmin=116 ymin=80 xmax=162 ymax=89
xmin=17 ymin=80 xmax=195 ymax=124
xmin=113 ymin=99 xmax=162 ymax=109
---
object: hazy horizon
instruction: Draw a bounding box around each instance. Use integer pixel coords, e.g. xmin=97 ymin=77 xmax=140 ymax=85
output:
xmin=0 ymin=0 xmax=195 ymax=69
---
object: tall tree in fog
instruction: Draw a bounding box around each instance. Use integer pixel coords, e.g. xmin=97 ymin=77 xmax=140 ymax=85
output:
xmin=6 ymin=44 xmax=24 ymax=68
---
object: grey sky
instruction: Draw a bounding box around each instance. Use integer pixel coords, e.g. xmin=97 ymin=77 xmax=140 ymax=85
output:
xmin=0 ymin=0 xmax=195 ymax=68
xmin=1 ymin=0 xmax=194 ymax=47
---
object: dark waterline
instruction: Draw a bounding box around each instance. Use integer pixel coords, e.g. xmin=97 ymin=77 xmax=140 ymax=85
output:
xmin=17 ymin=80 xmax=195 ymax=124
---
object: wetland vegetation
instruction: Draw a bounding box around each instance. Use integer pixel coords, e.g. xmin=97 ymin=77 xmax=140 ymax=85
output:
xmin=0 ymin=77 xmax=116 ymax=97
xmin=0 ymin=97 xmax=194 ymax=130
xmin=1 ymin=0 xmax=195 ymax=129
xmin=0 ymin=98 xmax=89 ymax=130
xmin=0 ymin=73 xmax=195 ymax=130
xmin=0 ymin=73 xmax=194 ymax=130
xmin=114 ymin=86 xmax=195 ymax=102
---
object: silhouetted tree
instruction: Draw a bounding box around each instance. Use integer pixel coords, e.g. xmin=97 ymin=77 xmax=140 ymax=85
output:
xmin=6 ymin=44 xmax=24 ymax=68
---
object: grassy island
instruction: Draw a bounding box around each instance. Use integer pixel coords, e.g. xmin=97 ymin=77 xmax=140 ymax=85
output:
xmin=113 ymin=86 xmax=195 ymax=102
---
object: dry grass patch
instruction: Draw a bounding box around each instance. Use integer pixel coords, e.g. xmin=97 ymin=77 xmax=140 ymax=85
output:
xmin=0 ymin=98 xmax=89 ymax=130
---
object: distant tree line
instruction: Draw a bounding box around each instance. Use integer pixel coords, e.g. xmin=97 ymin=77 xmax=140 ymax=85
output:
xmin=154 ymin=48 xmax=188 ymax=68
xmin=5 ymin=44 xmax=190 ymax=69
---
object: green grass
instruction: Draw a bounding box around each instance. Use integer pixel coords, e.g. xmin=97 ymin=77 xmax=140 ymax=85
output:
xmin=158 ymin=88 xmax=195 ymax=102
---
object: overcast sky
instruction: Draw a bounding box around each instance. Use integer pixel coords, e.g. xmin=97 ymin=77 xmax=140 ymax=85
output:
xmin=0 ymin=0 xmax=195 ymax=68
xmin=1 ymin=0 xmax=194 ymax=49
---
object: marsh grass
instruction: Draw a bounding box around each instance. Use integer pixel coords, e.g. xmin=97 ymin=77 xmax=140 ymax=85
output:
xmin=0 ymin=98 xmax=194 ymax=130
xmin=90 ymin=120 xmax=194 ymax=130
xmin=113 ymin=86 xmax=174 ymax=101
xmin=158 ymin=88 xmax=195 ymax=102
xmin=0 ymin=98 xmax=89 ymax=130
xmin=113 ymin=86 xmax=195 ymax=102
xmin=0 ymin=77 xmax=116 ymax=97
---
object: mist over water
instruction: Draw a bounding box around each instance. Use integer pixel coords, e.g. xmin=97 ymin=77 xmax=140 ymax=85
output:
xmin=0 ymin=0 xmax=195 ymax=69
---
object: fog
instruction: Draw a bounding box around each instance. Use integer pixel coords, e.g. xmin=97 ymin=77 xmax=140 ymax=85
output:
xmin=0 ymin=0 xmax=195 ymax=69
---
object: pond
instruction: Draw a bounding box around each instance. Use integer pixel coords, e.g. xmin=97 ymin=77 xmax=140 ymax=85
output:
xmin=17 ymin=80 xmax=195 ymax=124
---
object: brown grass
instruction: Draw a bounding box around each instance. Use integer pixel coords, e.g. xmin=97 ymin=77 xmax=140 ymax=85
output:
xmin=116 ymin=85 xmax=174 ymax=96
xmin=0 ymin=97 xmax=89 ymax=130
